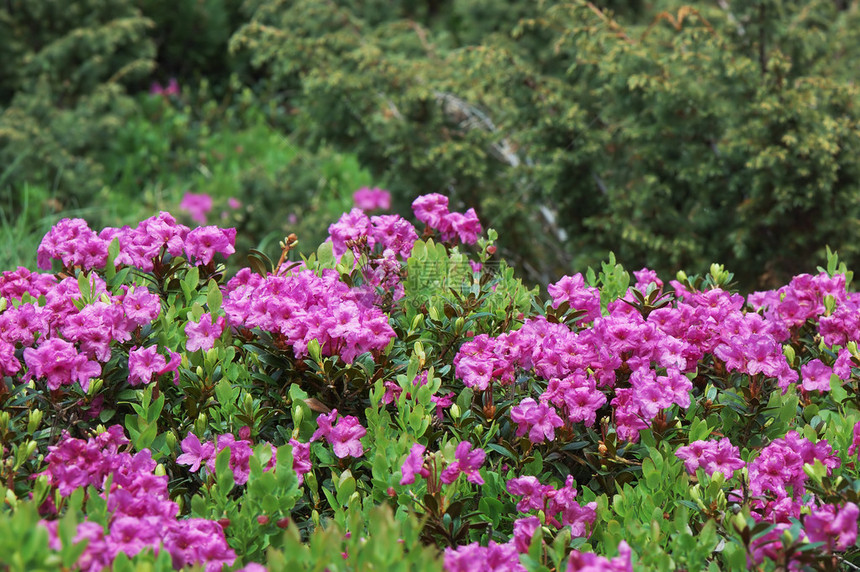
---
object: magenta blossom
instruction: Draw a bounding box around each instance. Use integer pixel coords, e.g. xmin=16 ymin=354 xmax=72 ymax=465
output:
xmin=567 ymin=541 xmax=633 ymax=572
xmin=507 ymin=476 xmax=554 ymax=512
xmin=179 ymin=193 xmax=213 ymax=224
xmin=184 ymin=226 xmax=236 ymax=266
xmin=440 ymin=441 xmax=485 ymax=485
xmin=311 ymin=409 xmax=367 ymax=458
xmin=185 ymin=313 xmax=225 ymax=352
xmin=801 ymin=359 xmax=833 ymax=393
xmin=510 ymin=398 xmax=564 ymax=443
xmin=176 ymin=433 xmax=216 ymax=473
xmin=128 ymin=345 xmax=180 ymax=386
xmin=804 ymin=502 xmax=859 ymax=552
xmin=513 ymin=516 xmax=541 ymax=553
xmin=353 ymin=187 xmax=391 ymax=210
xmin=23 ymin=337 xmax=101 ymax=391
xmin=400 ymin=443 xmax=429 ymax=485
xmin=676 ymin=438 xmax=745 ymax=480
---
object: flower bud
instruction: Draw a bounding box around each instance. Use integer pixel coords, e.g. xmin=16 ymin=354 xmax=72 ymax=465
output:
xmin=27 ymin=409 xmax=43 ymax=434
xmin=218 ymin=518 xmax=231 ymax=529
xmin=410 ymin=314 xmax=424 ymax=331
xmin=87 ymin=378 xmax=103 ymax=396
xmin=449 ymin=404 xmax=461 ymax=419
xmin=257 ymin=515 xmax=269 ymax=525
xmin=277 ymin=517 xmax=290 ymax=529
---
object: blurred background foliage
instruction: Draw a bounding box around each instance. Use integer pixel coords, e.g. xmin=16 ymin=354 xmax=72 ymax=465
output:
xmin=2 ymin=0 xmax=860 ymax=290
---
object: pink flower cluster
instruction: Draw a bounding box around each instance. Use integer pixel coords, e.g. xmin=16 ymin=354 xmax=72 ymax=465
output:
xmin=672 ymin=431 xmax=859 ymax=563
xmin=675 ymin=438 xmax=745 ymax=479
xmin=179 ymin=192 xmax=213 ymax=224
xmin=353 ymin=187 xmax=391 ymax=211
xmin=566 ymin=541 xmax=633 ymax=572
xmin=411 ymin=193 xmax=482 ymax=245
xmin=39 ymin=427 xmax=236 ymax=571
xmin=507 ymin=475 xmax=597 ymax=533
xmin=0 ymin=266 xmax=56 ymax=299
xmin=311 ymin=409 xmax=366 ymax=459
xmin=222 ymin=268 xmax=395 ymax=364
xmin=452 ymin=272 xmax=858 ymax=443
xmin=328 ymin=209 xmax=418 ymax=260
xmin=2 ymin=272 xmax=161 ymax=391
xmin=547 ymin=273 xmax=601 ymax=323
xmin=39 ymin=214 xmax=235 ymax=272
xmin=747 ymin=431 xmax=840 ymax=506
xmin=444 ymin=509 xmax=616 ymax=572
xmin=150 ymin=78 xmax=180 ymax=96
xmin=749 ymin=272 xmax=850 ymax=334
xmin=398 ymin=441 xmax=486 ymax=486
xmin=177 ymin=431 xmax=312 ymax=486
xmin=184 ymin=312 xmax=226 ymax=352
xmin=128 ymin=345 xmax=181 ymax=386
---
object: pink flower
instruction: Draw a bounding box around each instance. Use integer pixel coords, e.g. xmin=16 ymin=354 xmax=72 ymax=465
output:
xmin=507 ymin=476 xmax=553 ymax=512
xmin=444 ymin=541 xmax=525 ymax=572
xmin=440 ymin=442 xmax=485 ymax=485
xmin=184 ymin=226 xmax=236 ymax=266
xmin=176 ymin=433 xmax=215 ymax=473
xmin=567 ymin=541 xmax=633 ymax=572
xmin=513 ymin=516 xmax=541 ymax=553
xmin=150 ymin=78 xmax=180 ymax=96
xmin=676 ymin=438 xmax=745 ymax=479
xmin=289 ymin=438 xmax=312 ymax=485
xmin=400 ymin=443 xmax=428 ymax=485
xmin=23 ymin=337 xmax=101 ymax=392
xmin=180 ymin=193 xmax=213 ymax=224
xmin=510 ymin=398 xmax=564 ymax=443
xmin=353 ymin=187 xmax=391 ymax=210
xmin=0 ymin=340 xmax=21 ymax=376
xmin=805 ymin=502 xmax=859 ymax=552
xmin=801 ymin=359 xmax=832 ymax=392
xmin=128 ymin=346 xmax=168 ymax=386
xmin=848 ymin=421 xmax=860 ymax=457
xmin=185 ymin=313 xmax=225 ymax=352
xmin=547 ymin=475 xmax=596 ymax=534
xmin=412 ymin=194 xmax=449 ymax=229
xmin=311 ymin=410 xmax=366 ymax=458
xmin=446 ymin=208 xmax=482 ymax=244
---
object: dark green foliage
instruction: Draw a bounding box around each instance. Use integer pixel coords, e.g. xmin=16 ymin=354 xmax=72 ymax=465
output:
xmin=135 ymin=0 xmax=244 ymax=87
xmin=0 ymin=0 xmax=156 ymax=215
xmin=232 ymin=0 xmax=860 ymax=289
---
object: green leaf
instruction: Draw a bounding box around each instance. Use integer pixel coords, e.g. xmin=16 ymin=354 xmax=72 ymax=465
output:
xmin=206 ymin=279 xmax=222 ymax=314
xmin=336 ymin=470 xmax=356 ymax=506
xmin=215 ymin=447 xmax=235 ymax=494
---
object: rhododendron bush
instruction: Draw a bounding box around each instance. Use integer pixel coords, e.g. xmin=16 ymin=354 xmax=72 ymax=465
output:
xmin=1 ymin=193 xmax=860 ymax=571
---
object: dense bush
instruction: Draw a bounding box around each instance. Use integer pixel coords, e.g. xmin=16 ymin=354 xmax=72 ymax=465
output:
xmin=1 ymin=195 xmax=860 ymax=570
xmin=0 ymin=0 xmax=155 ymax=221
xmin=231 ymin=0 xmax=860 ymax=289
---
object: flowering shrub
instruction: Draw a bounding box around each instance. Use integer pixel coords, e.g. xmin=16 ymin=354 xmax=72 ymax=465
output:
xmin=1 ymin=194 xmax=860 ymax=571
